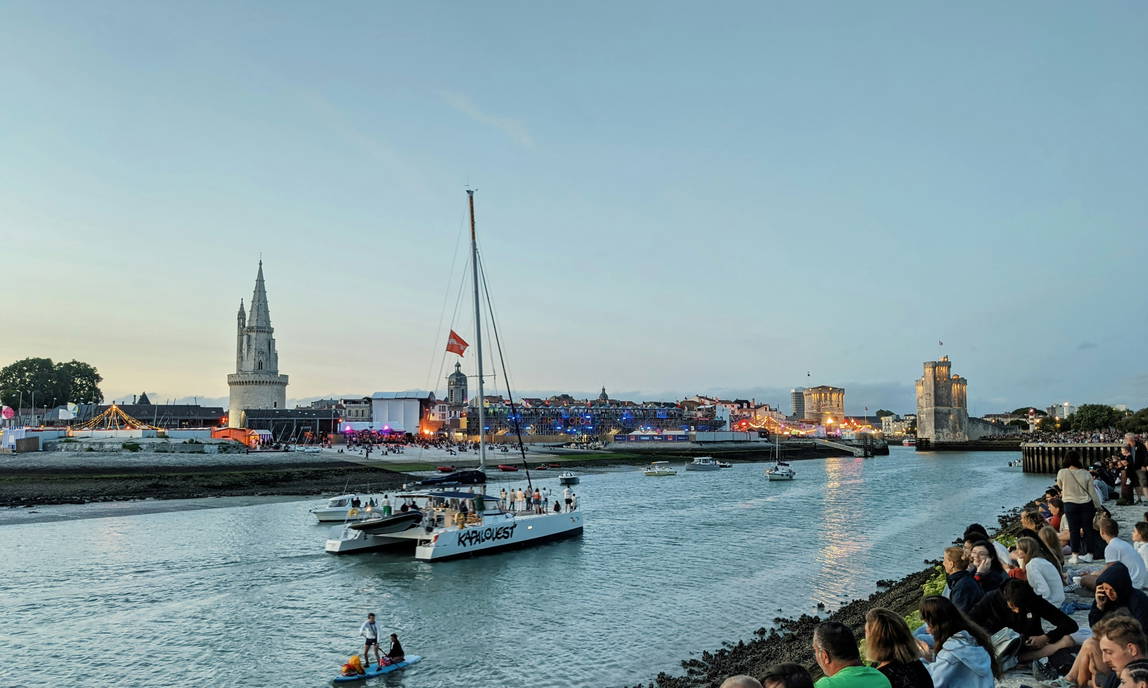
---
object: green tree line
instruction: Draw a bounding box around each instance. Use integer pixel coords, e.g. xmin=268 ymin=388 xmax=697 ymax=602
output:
xmin=0 ymin=357 xmax=104 ymax=408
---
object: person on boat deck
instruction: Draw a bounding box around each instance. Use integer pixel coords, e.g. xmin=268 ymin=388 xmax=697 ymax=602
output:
xmin=941 ymin=547 xmax=982 ymax=613
xmin=351 ymin=496 xmax=361 ymax=509
xmin=553 ymin=500 xmax=561 ymax=513
xmin=810 ymin=621 xmax=891 ymax=688
xmin=564 ymin=487 xmax=573 ymax=511
xmin=359 ymin=613 xmax=381 ymax=666
xmin=341 ymin=654 xmax=366 ymax=676
xmin=571 ymin=492 xmax=578 ymax=510
xmin=387 ymin=633 xmax=404 ymax=662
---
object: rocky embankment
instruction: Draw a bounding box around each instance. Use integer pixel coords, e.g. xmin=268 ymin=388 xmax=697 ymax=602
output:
xmin=0 ymin=460 xmax=409 ymax=506
xmin=631 ymin=507 xmax=1028 ymax=688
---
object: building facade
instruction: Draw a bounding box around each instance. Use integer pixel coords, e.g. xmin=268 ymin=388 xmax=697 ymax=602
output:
xmin=789 ymin=388 xmax=806 ymax=421
xmin=802 ymin=386 xmax=845 ymax=424
xmin=915 ymin=356 xmax=969 ymax=442
xmin=227 ymin=261 xmax=289 ymax=428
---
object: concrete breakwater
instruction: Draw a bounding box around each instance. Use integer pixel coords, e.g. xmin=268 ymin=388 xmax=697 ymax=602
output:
xmin=1022 ymin=442 xmax=1122 ymax=474
xmin=630 ymin=505 xmax=1027 ymax=688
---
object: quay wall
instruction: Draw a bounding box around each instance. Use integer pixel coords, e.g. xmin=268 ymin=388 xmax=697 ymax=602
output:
xmin=1021 ymin=442 xmax=1121 ymax=474
xmin=915 ymin=439 xmax=1020 ymax=451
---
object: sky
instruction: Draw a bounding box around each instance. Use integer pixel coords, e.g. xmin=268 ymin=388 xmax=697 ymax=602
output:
xmin=2 ymin=1 xmax=1146 ymax=416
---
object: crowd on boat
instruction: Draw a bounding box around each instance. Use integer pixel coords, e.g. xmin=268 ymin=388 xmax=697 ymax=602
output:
xmin=717 ymin=437 xmax=1148 ymax=688
xmin=498 ymin=486 xmax=577 ymax=514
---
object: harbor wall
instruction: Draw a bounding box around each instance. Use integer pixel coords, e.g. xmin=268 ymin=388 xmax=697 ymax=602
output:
xmin=1021 ymin=442 xmax=1122 ymax=474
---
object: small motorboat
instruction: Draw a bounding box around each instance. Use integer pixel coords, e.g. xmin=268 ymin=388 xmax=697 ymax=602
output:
xmin=765 ymin=461 xmax=796 ymax=481
xmin=497 ymin=464 xmax=519 ymax=472
xmin=644 ymin=461 xmax=677 ymax=477
xmin=532 ymin=464 xmax=549 ymax=471
xmin=309 ymin=494 xmax=380 ymax=522
xmin=717 ymin=461 xmax=733 ymax=468
xmin=436 ymin=465 xmax=456 ymax=473
xmin=418 ymin=470 xmax=486 ymax=487
xmin=348 ymin=510 xmax=424 ymax=535
xmin=558 ymin=471 xmax=579 ymax=485
xmin=684 ymin=456 xmax=720 ymax=472
xmin=902 ymin=438 xmax=916 ymax=447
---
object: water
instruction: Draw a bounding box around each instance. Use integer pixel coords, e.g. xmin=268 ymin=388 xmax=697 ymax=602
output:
xmin=0 ymin=448 xmax=1045 ymax=687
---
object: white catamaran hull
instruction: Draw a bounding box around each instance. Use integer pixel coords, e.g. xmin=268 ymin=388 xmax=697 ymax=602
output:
xmin=324 ymin=525 xmax=408 ymax=553
xmin=414 ymin=511 xmax=583 ymax=561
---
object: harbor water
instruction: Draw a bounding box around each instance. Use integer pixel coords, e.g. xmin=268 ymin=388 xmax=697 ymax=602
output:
xmin=0 ymin=448 xmax=1047 ymax=687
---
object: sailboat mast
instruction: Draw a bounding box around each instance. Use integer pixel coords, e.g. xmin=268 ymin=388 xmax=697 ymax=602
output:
xmin=468 ymin=189 xmax=487 ymax=469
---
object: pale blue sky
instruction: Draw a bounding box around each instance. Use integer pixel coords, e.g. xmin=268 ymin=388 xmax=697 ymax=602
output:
xmin=2 ymin=1 xmax=1145 ymax=415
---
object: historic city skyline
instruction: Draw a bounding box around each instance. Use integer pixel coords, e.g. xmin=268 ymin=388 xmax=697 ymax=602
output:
xmin=2 ymin=2 xmax=1146 ymax=414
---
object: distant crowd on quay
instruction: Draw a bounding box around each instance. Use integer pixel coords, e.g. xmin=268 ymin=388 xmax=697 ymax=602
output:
xmin=714 ymin=435 xmax=1148 ymax=688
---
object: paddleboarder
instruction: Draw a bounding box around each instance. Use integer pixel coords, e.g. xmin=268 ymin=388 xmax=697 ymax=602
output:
xmin=359 ymin=613 xmax=381 ymax=666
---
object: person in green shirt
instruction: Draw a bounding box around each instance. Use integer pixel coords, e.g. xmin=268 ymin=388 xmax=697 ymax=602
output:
xmin=811 ymin=621 xmax=892 ymax=688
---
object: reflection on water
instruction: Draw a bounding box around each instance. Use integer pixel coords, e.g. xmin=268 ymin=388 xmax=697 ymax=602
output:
xmin=0 ymin=449 xmax=1044 ymax=687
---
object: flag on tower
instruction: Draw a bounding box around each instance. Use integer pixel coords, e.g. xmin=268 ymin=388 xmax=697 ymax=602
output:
xmin=446 ymin=330 xmax=469 ymax=356
xmin=938 ymin=339 xmax=944 ymax=346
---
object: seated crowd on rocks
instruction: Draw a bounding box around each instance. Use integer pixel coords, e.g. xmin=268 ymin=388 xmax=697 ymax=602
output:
xmin=718 ymin=440 xmax=1148 ymax=688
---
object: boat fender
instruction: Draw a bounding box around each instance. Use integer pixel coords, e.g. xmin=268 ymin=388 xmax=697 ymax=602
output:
xmin=348 ymin=508 xmax=358 ymax=517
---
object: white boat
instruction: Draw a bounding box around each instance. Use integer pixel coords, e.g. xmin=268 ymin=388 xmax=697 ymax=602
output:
xmin=644 ymin=461 xmax=677 ymax=477
xmin=716 ymin=461 xmax=733 ymax=468
xmin=310 ymin=494 xmax=387 ymax=522
xmin=902 ymin=438 xmax=916 ymax=447
xmin=765 ymin=461 xmax=796 ymax=481
xmin=325 ymin=490 xmax=583 ymax=559
xmin=684 ymin=456 xmax=720 ymax=472
xmin=325 ymin=190 xmax=584 ymax=560
xmin=558 ymin=471 xmax=580 ymax=485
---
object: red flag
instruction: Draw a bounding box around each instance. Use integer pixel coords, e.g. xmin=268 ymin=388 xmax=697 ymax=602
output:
xmin=446 ymin=330 xmax=469 ymax=356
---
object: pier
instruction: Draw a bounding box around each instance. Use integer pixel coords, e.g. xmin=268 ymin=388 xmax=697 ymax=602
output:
xmin=1021 ymin=442 xmax=1122 ymax=474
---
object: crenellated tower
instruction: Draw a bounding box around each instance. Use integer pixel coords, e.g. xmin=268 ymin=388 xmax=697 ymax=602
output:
xmin=227 ymin=261 xmax=289 ymax=428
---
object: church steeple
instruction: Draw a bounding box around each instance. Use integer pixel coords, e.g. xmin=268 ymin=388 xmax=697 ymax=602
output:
xmin=248 ymin=260 xmax=272 ymax=329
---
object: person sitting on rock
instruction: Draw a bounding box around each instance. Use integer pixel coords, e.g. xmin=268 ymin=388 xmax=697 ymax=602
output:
xmin=759 ymin=664 xmax=813 ymax=688
xmin=863 ymin=608 xmax=933 ymax=688
xmin=916 ymin=596 xmax=999 ymax=688
xmin=811 ymin=621 xmax=891 ymax=688
xmin=969 ymin=578 xmax=1077 ymax=663
xmin=967 ymin=540 xmax=1010 ymax=594
xmin=941 ymin=547 xmax=982 ymax=613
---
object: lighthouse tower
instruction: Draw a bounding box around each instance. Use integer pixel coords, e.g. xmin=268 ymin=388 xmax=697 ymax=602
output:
xmin=227 ymin=261 xmax=289 ymax=428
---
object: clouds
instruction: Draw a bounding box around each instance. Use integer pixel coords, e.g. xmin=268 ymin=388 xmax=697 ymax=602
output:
xmin=436 ymin=90 xmax=534 ymax=148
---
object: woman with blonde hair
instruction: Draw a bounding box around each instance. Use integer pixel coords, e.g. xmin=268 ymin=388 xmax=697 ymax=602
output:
xmin=1015 ymin=536 xmax=1065 ymax=606
xmin=1037 ymin=525 xmax=1066 ymax=573
xmin=864 ymin=607 xmax=934 ymax=688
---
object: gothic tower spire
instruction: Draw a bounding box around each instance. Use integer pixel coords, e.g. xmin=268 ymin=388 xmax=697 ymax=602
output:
xmin=248 ymin=260 xmax=272 ymax=329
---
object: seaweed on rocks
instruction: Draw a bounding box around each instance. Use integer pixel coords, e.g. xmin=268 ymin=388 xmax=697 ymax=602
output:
xmin=628 ymin=501 xmax=1034 ymax=688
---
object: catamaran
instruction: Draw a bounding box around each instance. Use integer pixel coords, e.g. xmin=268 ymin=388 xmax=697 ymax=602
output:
xmin=324 ymin=191 xmax=584 ymax=560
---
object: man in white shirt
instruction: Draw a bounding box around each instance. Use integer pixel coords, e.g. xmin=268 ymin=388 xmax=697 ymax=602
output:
xmin=1085 ymin=518 xmax=1148 ymax=591
xmin=359 ymin=613 xmax=381 ymax=667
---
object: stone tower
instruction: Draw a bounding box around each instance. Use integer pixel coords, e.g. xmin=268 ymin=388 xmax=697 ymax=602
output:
xmin=227 ymin=261 xmax=289 ymax=428
xmin=915 ymin=356 xmax=968 ymax=442
xmin=446 ymin=361 xmax=468 ymax=405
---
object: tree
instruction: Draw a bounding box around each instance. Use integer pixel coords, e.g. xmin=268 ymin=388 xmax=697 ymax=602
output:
xmin=1012 ymin=407 xmax=1047 ymax=417
xmin=1119 ymin=408 xmax=1148 ymax=434
xmin=1008 ymin=419 xmax=1030 ymax=430
xmin=1037 ymin=416 xmax=1061 ymax=432
xmin=874 ymin=409 xmax=895 ymax=419
xmin=0 ymin=357 xmax=104 ymax=408
xmin=1068 ymin=404 xmax=1126 ymax=431
xmin=55 ymin=360 xmax=104 ymax=404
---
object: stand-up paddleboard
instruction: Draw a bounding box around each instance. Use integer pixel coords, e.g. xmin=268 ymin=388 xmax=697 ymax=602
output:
xmin=333 ymin=656 xmax=422 ymax=682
